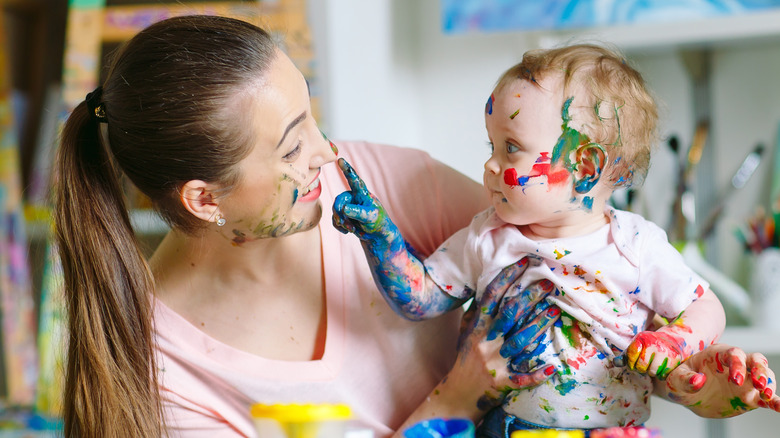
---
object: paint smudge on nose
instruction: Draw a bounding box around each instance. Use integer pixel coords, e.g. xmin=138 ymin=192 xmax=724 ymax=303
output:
xmin=485 ymin=93 xmax=495 ymax=115
xmin=321 ymin=129 xmax=338 ymax=155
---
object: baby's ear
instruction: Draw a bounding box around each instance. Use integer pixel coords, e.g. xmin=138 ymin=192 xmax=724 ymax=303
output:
xmin=572 ymin=143 xmax=607 ymax=194
xmin=179 ymin=180 xmax=222 ymax=224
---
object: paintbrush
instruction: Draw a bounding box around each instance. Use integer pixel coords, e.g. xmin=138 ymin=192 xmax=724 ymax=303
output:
xmin=699 ymin=143 xmax=765 ymax=240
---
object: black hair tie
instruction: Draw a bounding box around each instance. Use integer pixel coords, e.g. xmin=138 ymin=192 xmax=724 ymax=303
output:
xmin=85 ymin=86 xmax=107 ymax=124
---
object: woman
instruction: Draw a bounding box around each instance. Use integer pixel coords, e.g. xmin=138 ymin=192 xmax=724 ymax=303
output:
xmin=54 ymin=14 xmax=778 ymax=438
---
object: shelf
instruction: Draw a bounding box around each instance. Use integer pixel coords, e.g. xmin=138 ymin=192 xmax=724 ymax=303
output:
xmin=534 ymin=9 xmax=780 ymax=53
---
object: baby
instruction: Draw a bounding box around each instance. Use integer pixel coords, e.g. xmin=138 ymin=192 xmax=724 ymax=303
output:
xmin=332 ymin=44 xmax=724 ymax=435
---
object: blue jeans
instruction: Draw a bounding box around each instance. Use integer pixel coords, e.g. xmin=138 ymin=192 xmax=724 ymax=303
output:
xmin=476 ymin=407 xmax=593 ymax=438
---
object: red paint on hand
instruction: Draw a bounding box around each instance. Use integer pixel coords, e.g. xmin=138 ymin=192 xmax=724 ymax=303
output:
xmin=689 ymin=372 xmax=706 ymax=391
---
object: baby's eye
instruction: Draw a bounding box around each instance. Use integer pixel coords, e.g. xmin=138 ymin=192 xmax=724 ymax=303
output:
xmin=283 ymin=141 xmax=302 ymax=161
xmin=486 ymin=141 xmax=494 ymax=154
xmin=506 ymin=143 xmax=520 ymax=154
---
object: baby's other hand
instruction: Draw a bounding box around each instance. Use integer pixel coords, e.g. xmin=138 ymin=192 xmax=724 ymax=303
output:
xmin=625 ymin=331 xmax=685 ymax=379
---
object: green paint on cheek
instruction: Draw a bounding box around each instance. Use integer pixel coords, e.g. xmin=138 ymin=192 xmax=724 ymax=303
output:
xmin=551 ymin=97 xmax=591 ymax=173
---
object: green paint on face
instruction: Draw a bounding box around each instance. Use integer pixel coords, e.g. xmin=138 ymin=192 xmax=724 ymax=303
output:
xmin=551 ymin=97 xmax=591 ymax=173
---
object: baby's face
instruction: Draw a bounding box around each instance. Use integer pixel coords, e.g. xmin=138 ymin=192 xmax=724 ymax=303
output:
xmin=483 ymin=75 xmax=595 ymax=230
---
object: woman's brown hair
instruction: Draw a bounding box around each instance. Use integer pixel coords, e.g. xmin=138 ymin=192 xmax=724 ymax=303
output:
xmin=54 ymin=15 xmax=276 ymax=437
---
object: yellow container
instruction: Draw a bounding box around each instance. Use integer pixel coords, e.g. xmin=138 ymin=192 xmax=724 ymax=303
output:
xmin=250 ymin=403 xmax=353 ymax=438
xmin=510 ymin=431 xmax=585 ymax=438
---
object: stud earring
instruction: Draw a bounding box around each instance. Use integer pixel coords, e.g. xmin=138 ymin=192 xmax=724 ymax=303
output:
xmin=215 ymin=213 xmax=226 ymax=227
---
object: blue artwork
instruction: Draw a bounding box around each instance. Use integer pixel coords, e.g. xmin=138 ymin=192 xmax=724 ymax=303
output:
xmin=442 ymin=0 xmax=780 ymax=34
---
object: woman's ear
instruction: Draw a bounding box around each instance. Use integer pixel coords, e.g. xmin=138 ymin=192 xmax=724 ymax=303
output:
xmin=180 ymin=180 xmax=221 ymax=224
xmin=572 ymin=143 xmax=607 ymax=194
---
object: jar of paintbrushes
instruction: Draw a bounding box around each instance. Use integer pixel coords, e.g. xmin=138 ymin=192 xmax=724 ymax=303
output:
xmin=738 ymin=207 xmax=780 ymax=329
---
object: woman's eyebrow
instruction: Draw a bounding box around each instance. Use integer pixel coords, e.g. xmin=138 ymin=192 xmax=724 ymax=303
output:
xmin=276 ymin=111 xmax=307 ymax=149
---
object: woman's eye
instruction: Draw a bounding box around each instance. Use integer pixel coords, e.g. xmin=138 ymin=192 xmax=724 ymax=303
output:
xmin=506 ymin=143 xmax=520 ymax=154
xmin=283 ymin=142 xmax=302 ymax=161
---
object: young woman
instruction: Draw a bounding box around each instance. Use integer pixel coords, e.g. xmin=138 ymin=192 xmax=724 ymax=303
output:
xmin=55 ymin=14 xmax=778 ymax=438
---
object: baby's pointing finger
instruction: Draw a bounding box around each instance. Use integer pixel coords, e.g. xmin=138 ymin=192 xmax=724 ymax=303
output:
xmin=338 ymin=158 xmax=371 ymax=204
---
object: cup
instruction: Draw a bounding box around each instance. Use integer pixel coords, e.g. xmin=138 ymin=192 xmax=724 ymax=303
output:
xmin=403 ymin=418 xmax=475 ymax=438
xmin=750 ymin=248 xmax=780 ymax=330
xmin=250 ymin=403 xmax=352 ymax=438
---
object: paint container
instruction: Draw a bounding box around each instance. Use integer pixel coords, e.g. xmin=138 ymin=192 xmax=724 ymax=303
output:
xmin=749 ymin=247 xmax=780 ymax=330
xmin=250 ymin=403 xmax=352 ymax=438
xmin=589 ymin=426 xmax=662 ymax=438
xmin=510 ymin=431 xmax=584 ymax=437
xmin=403 ymin=418 xmax=475 ymax=438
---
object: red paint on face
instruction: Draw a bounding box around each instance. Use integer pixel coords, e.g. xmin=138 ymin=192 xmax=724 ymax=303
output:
xmin=519 ymin=152 xmax=570 ymax=187
xmin=504 ymin=168 xmax=519 ymax=186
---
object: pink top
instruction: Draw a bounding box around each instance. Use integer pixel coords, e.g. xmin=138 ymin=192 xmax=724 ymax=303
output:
xmin=154 ymin=141 xmax=488 ymax=437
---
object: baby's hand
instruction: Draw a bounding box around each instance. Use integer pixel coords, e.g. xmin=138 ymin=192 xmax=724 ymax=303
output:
xmin=332 ymin=158 xmax=396 ymax=242
xmin=625 ymin=331 xmax=685 ymax=379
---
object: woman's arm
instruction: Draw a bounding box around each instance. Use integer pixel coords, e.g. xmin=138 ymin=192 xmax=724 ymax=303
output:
xmin=656 ymin=344 xmax=780 ymax=417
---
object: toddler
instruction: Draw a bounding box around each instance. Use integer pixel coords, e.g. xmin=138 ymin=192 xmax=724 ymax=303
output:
xmin=332 ymin=44 xmax=725 ymax=435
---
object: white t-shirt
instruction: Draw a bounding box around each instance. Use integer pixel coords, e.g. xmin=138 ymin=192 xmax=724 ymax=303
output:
xmin=154 ymin=141 xmax=489 ymax=437
xmin=425 ymin=206 xmax=708 ymax=429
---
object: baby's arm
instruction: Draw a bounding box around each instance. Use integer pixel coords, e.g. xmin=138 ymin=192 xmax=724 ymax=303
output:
xmin=332 ymin=158 xmax=465 ymax=320
xmin=626 ymin=288 xmax=725 ymax=379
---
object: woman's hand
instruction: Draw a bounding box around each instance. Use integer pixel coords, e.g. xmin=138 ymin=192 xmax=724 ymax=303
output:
xmin=657 ymin=344 xmax=780 ymax=417
xmin=454 ymin=260 xmax=560 ymax=410
xmin=395 ymin=260 xmax=559 ymax=435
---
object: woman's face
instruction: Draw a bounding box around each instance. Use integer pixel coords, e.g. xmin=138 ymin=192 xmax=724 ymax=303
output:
xmin=219 ymin=50 xmax=336 ymax=244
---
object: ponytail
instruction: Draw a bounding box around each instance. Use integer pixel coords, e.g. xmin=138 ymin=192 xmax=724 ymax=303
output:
xmin=54 ymin=101 xmax=163 ymax=437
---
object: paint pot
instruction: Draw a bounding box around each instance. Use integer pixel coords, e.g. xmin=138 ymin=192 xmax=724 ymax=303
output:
xmin=589 ymin=426 xmax=662 ymax=438
xmin=510 ymin=430 xmax=584 ymax=437
xmin=250 ymin=403 xmax=352 ymax=438
xmin=749 ymin=247 xmax=780 ymax=330
xmin=403 ymin=418 xmax=475 ymax=438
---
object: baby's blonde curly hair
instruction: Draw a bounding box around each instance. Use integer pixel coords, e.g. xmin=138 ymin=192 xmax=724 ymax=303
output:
xmin=497 ymin=43 xmax=658 ymax=187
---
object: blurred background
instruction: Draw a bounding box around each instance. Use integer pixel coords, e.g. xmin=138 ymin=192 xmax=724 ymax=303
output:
xmin=1 ymin=0 xmax=779 ymax=436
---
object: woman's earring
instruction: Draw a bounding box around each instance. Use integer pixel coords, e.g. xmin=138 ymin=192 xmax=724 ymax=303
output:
xmin=215 ymin=213 xmax=226 ymax=227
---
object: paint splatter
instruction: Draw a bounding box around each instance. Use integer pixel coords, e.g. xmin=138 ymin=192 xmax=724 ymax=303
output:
xmin=509 ymin=108 xmax=521 ymax=119
xmin=515 ymin=152 xmax=570 ymax=189
xmin=485 ymin=93 xmax=494 ymax=115
xmin=554 ymin=249 xmax=571 ymax=260
xmin=504 ymin=168 xmax=519 ymax=186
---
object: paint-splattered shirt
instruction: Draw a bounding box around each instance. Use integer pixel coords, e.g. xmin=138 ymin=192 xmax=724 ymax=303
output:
xmin=425 ymin=206 xmax=709 ymax=429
